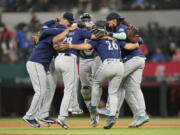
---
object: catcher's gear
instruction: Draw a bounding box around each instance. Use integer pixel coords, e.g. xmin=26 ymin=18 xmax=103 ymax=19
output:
xmin=53 ymin=42 xmax=69 ymax=51
xmin=90 ymin=27 xmax=108 ymax=39
xmin=127 ymin=26 xmax=140 ymax=43
xmin=80 ymin=13 xmax=92 ymax=22
xmin=77 ymin=21 xmax=86 ymax=28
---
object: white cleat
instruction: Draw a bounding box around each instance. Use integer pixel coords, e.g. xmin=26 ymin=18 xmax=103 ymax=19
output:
xmin=129 ymin=114 xmax=150 ymax=128
xmin=35 ymin=118 xmax=50 ymax=127
xmin=56 ymin=119 xmax=69 ymax=129
xmin=90 ymin=112 xmax=99 ymax=127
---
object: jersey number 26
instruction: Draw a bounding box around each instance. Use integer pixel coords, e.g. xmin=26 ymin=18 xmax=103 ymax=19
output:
xmin=106 ymin=41 xmax=118 ymax=50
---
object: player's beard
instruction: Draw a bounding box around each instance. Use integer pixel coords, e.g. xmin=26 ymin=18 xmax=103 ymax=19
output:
xmin=106 ymin=25 xmax=116 ymax=32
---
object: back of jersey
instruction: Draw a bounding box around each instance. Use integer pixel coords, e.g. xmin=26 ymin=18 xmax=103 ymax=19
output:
xmin=79 ymin=39 xmax=98 ymax=59
xmin=89 ymin=39 xmax=122 ymax=61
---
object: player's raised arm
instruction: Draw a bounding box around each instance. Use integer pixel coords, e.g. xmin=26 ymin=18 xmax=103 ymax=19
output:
xmin=124 ymin=42 xmax=139 ymax=50
xmin=52 ymin=25 xmax=77 ymax=43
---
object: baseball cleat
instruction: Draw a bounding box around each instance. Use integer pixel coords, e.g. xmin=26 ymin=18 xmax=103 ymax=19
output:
xmin=90 ymin=105 xmax=99 ymax=127
xmin=39 ymin=116 xmax=56 ymax=124
xmin=128 ymin=114 xmax=150 ymax=128
xmin=97 ymin=108 xmax=110 ymax=116
xmin=22 ymin=117 xmax=40 ymax=128
xmin=35 ymin=118 xmax=50 ymax=127
xmin=103 ymin=116 xmax=116 ymax=129
xmin=90 ymin=113 xmax=99 ymax=127
xmin=68 ymin=108 xmax=73 ymax=112
xmin=56 ymin=119 xmax=69 ymax=129
xmin=71 ymin=109 xmax=84 ymax=115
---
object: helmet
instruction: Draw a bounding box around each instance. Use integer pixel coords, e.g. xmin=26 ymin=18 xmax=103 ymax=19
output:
xmin=79 ymin=13 xmax=94 ymax=28
xmin=80 ymin=13 xmax=92 ymax=22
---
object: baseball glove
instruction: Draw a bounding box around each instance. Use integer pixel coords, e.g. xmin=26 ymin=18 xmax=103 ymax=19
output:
xmin=90 ymin=27 xmax=108 ymax=39
xmin=127 ymin=25 xmax=140 ymax=43
xmin=53 ymin=42 xmax=70 ymax=51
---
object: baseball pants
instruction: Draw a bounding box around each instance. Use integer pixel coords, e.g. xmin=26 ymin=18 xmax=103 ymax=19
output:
xmin=117 ymin=56 xmax=146 ymax=118
xmin=54 ymin=53 xmax=78 ymax=120
xmin=91 ymin=59 xmax=124 ymax=116
xmin=24 ymin=61 xmax=50 ymax=120
xmin=79 ymin=56 xmax=102 ymax=108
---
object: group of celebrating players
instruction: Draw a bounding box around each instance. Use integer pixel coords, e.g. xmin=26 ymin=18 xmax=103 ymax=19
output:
xmin=22 ymin=11 xmax=149 ymax=129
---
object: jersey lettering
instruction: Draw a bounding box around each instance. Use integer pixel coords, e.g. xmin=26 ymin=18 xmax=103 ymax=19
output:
xmin=106 ymin=41 xmax=118 ymax=50
xmin=63 ymin=37 xmax=73 ymax=44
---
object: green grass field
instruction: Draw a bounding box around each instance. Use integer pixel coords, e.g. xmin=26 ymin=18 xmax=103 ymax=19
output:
xmin=0 ymin=118 xmax=180 ymax=135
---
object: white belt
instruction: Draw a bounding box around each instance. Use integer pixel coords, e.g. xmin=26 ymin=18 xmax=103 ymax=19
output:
xmin=104 ymin=58 xmax=122 ymax=62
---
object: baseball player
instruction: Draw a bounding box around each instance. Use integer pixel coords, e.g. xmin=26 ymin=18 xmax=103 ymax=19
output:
xmin=106 ymin=12 xmax=149 ymax=127
xmin=59 ymin=24 xmax=125 ymax=129
xmin=52 ymin=13 xmax=99 ymax=129
xmin=78 ymin=13 xmax=102 ymax=112
xmin=34 ymin=19 xmax=65 ymax=127
xmin=23 ymin=12 xmax=76 ymax=128
xmin=22 ymin=22 xmax=65 ymax=128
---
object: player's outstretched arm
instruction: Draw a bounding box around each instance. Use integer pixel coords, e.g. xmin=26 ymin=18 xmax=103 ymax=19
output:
xmin=53 ymin=25 xmax=77 ymax=43
xmin=53 ymin=29 xmax=70 ymax=43
xmin=69 ymin=43 xmax=92 ymax=50
xmin=124 ymin=42 xmax=139 ymax=50
xmin=102 ymin=36 xmax=116 ymax=41
xmin=109 ymin=32 xmax=127 ymax=40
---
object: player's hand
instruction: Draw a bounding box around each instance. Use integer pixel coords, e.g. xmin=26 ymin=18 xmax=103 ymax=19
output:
xmin=53 ymin=42 xmax=70 ymax=51
xmin=68 ymin=25 xmax=78 ymax=31
xmin=32 ymin=32 xmax=40 ymax=43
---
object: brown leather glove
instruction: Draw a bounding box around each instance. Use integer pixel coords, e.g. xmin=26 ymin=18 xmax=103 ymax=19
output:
xmin=53 ymin=42 xmax=70 ymax=51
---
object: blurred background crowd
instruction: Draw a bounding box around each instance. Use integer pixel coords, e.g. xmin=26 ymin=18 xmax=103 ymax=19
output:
xmin=1 ymin=0 xmax=180 ymax=12
xmin=0 ymin=0 xmax=180 ymax=63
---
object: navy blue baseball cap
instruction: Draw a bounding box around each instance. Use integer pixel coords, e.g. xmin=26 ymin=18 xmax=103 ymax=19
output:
xmin=63 ymin=12 xmax=74 ymax=24
xmin=106 ymin=12 xmax=124 ymax=21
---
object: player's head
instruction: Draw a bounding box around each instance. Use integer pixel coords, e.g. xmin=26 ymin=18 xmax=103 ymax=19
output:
xmin=95 ymin=20 xmax=106 ymax=30
xmin=79 ymin=13 xmax=94 ymax=28
xmin=80 ymin=13 xmax=92 ymax=22
xmin=106 ymin=12 xmax=124 ymax=27
xmin=60 ymin=12 xmax=74 ymax=27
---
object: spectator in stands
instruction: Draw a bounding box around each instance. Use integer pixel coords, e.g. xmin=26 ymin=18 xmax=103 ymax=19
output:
xmin=3 ymin=0 xmax=16 ymax=12
xmin=0 ymin=23 xmax=18 ymax=62
xmin=15 ymin=23 xmax=32 ymax=61
xmin=168 ymin=42 xmax=177 ymax=57
xmin=171 ymin=48 xmax=180 ymax=62
xmin=0 ymin=0 xmax=5 ymax=11
xmin=150 ymin=47 xmax=165 ymax=62
xmin=131 ymin=0 xmax=147 ymax=9
xmin=78 ymin=0 xmax=92 ymax=12
xmin=29 ymin=13 xmax=41 ymax=33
